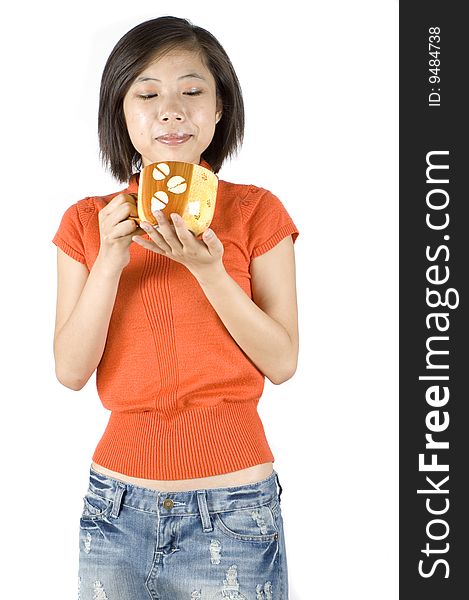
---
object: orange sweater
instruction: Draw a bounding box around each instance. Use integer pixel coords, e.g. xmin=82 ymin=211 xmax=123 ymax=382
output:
xmin=52 ymin=159 xmax=300 ymax=480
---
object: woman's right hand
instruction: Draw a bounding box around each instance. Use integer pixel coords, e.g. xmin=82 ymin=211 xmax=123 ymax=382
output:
xmin=96 ymin=193 xmax=145 ymax=272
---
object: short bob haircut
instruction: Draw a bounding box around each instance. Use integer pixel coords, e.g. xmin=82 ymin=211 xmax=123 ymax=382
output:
xmin=98 ymin=16 xmax=245 ymax=182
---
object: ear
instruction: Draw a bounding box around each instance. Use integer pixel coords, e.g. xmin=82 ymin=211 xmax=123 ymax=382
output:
xmin=216 ymin=98 xmax=223 ymax=123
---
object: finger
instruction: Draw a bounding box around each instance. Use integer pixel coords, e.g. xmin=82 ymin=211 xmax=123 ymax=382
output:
xmin=113 ymin=193 xmax=132 ymax=205
xmin=98 ymin=192 xmax=133 ymax=215
xmin=102 ymin=204 xmax=133 ymax=231
xmin=169 ymin=213 xmax=194 ymax=243
xmin=124 ymin=194 xmax=138 ymax=218
xmin=153 ymin=210 xmax=171 ymax=229
xmin=132 ymin=234 xmax=166 ymax=254
xmin=152 ymin=211 xmax=183 ymax=250
xmin=98 ymin=197 xmax=131 ymax=224
xmin=155 ymin=211 xmax=190 ymax=242
xmin=201 ymin=228 xmax=224 ymax=256
xmin=139 ymin=221 xmax=173 ymax=252
xmin=104 ymin=218 xmax=139 ymax=240
xmin=102 ymin=193 xmax=128 ymax=213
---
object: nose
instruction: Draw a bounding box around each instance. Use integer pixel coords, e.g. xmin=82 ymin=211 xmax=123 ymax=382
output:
xmin=160 ymin=111 xmax=184 ymax=123
xmin=158 ymin=96 xmax=186 ymax=123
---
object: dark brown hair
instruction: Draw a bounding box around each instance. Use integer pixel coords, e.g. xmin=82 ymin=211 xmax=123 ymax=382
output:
xmin=98 ymin=16 xmax=245 ymax=182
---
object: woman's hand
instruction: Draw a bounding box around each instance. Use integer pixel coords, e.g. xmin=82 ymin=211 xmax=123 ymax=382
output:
xmin=96 ymin=193 xmax=145 ymax=273
xmin=132 ymin=210 xmax=226 ymax=282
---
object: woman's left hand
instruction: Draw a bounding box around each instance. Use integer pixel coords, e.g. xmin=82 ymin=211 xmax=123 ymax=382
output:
xmin=132 ymin=210 xmax=225 ymax=281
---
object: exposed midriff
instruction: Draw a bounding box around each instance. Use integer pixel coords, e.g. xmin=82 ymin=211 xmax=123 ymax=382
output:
xmin=91 ymin=460 xmax=274 ymax=491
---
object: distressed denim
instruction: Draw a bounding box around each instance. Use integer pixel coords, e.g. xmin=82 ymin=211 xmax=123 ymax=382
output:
xmin=78 ymin=465 xmax=288 ymax=599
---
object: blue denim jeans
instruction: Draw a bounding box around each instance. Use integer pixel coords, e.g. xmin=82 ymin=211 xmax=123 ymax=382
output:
xmin=78 ymin=465 xmax=288 ymax=599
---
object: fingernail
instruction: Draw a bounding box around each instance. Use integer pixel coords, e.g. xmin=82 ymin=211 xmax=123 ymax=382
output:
xmin=141 ymin=222 xmax=151 ymax=231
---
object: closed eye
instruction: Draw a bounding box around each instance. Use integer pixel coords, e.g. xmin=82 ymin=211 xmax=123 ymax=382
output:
xmin=138 ymin=91 xmax=203 ymax=101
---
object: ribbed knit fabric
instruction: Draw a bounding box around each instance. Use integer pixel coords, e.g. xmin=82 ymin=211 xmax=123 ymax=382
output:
xmin=52 ymin=158 xmax=300 ymax=480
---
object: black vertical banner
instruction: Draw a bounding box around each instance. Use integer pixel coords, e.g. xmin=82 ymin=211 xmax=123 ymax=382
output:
xmin=400 ymin=3 xmax=468 ymax=597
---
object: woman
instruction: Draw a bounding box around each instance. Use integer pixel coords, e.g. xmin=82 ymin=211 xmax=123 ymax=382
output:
xmin=52 ymin=15 xmax=299 ymax=599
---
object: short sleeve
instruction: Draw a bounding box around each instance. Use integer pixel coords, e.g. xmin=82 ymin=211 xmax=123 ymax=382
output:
xmin=51 ymin=202 xmax=87 ymax=264
xmin=242 ymin=187 xmax=300 ymax=259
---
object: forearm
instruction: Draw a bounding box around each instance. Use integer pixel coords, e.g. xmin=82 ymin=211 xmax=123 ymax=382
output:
xmin=54 ymin=256 xmax=122 ymax=390
xmin=195 ymin=266 xmax=295 ymax=384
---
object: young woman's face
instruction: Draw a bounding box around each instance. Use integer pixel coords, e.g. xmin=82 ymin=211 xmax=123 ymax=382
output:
xmin=123 ymin=49 xmax=222 ymax=168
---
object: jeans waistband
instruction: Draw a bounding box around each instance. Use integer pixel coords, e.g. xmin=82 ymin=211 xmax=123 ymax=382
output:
xmin=86 ymin=465 xmax=283 ymax=523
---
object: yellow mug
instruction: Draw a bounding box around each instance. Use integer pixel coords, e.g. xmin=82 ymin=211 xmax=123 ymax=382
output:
xmin=129 ymin=161 xmax=218 ymax=236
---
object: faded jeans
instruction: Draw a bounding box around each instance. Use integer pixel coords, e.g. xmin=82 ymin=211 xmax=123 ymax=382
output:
xmin=78 ymin=465 xmax=288 ymax=599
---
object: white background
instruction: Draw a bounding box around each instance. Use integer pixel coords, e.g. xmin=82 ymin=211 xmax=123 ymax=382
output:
xmin=0 ymin=0 xmax=398 ymax=598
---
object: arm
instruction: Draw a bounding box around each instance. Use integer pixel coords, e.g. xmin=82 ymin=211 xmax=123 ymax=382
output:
xmin=53 ymin=249 xmax=122 ymax=390
xmin=195 ymin=235 xmax=299 ymax=385
xmin=53 ymin=194 xmax=144 ymax=390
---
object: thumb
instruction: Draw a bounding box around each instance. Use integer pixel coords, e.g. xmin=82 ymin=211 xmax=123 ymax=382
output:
xmin=202 ymin=228 xmax=223 ymax=255
xmin=203 ymin=228 xmax=215 ymax=241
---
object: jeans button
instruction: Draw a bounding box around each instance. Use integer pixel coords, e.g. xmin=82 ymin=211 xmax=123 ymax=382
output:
xmin=163 ymin=498 xmax=174 ymax=510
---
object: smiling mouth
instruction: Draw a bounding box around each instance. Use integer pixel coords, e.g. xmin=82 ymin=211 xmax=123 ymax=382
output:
xmin=157 ymin=134 xmax=193 ymax=145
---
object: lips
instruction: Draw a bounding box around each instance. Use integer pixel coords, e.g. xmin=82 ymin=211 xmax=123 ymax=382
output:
xmin=157 ymin=133 xmax=192 ymax=144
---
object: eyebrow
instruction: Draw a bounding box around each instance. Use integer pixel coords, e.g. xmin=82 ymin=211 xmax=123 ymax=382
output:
xmin=135 ymin=73 xmax=207 ymax=83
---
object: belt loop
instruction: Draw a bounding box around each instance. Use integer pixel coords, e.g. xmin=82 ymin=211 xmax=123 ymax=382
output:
xmin=275 ymin=472 xmax=283 ymax=504
xmin=111 ymin=481 xmax=126 ymax=518
xmin=196 ymin=490 xmax=213 ymax=532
